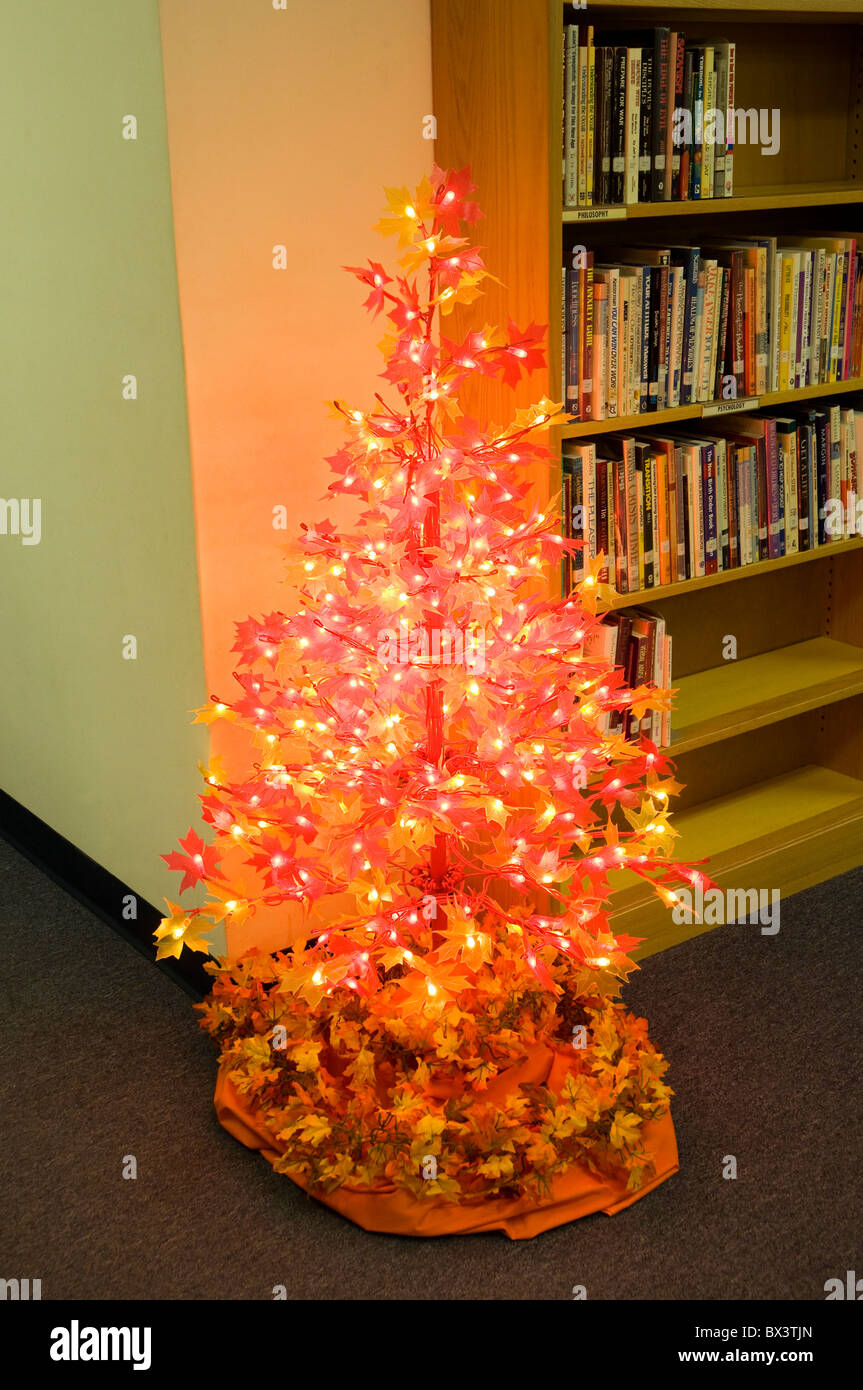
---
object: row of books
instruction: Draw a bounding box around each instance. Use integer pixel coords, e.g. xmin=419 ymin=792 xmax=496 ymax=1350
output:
xmin=562 ymin=237 xmax=863 ymax=422
xmin=562 ymin=401 xmax=863 ymax=595
xmin=563 ymin=24 xmax=735 ymax=207
xmin=583 ymin=610 xmax=671 ymax=746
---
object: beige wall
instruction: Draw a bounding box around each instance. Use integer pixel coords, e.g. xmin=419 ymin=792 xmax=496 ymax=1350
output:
xmin=0 ymin=1 xmax=208 ymax=910
xmin=158 ymin=0 xmax=432 ymax=951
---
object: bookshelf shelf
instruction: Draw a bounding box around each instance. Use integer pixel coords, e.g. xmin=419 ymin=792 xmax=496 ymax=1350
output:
xmin=431 ymin=0 xmax=863 ymax=949
xmin=564 ymin=182 xmax=863 ymax=223
xmin=603 ymin=535 xmax=863 ymax=609
xmin=667 ymin=636 xmax=863 ymax=755
xmin=583 ymin=2 xmax=863 ymax=18
xmin=560 ymin=378 xmax=863 ymax=441
xmin=609 ymin=764 xmax=863 ymax=955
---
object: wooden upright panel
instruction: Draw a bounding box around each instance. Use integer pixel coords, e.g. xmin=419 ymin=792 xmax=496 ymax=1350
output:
xmin=431 ymin=0 xmax=553 ymax=438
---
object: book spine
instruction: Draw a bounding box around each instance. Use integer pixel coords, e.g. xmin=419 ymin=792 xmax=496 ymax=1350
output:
xmin=652 ymin=28 xmax=670 ymax=200
xmin=830 ymin=250 xmax=845 ymax=382
xmin=691 ymin=48 xmax=705 ymax=200
xmin=585 ymin=446 xmax=597 ymax=564
xmin=732 ymin=252 xmax=746 ymax=394
xmin=799 ymin=253 xmax=813 ymax=388
xmin=844 ymin=240 xmax=857 ymax=378
xmin=816 ymin=417 xmax=829 ymax=543
xmin=792 ymin=263 xmax=804 ymax=390
xmin=836 ymin=245 xmax=850 ymax=381
xmin=592 ymin=281 xmax=608 ymax=421
xmin=639 ymin=266 xmax=651 ymax=411
xmin=562 ymin=471 xmax=572 ymax=591
xmin=755 ymin=442 xmax=768 ymax=561
xmin=667 ymin=34 xmax=682 ymax=201
xmin=779 ymin=255 xmax=793 ymax=393
xmin=611 ymin=48 xmax=627 ymax=205
xmin=662 ymin=633 xmax=672 ymax=747
xmin=564 ymin=27 xmax=579 ymax=206
xmin=797 ymin=424 xmax=811 ymax=552
xmin=772 ymin=430 xmax=789 ymax=556
xmin=691 ymin=447 xmax=705 ymax=576
xmin=770 ymin=251 xmax=783 ymax=393
xmin=636 ymin=469 xmax=645 ymax=587
xmin=625 ymin=49 xmax=642 ymax=204
xmin=745 ymin=266 xmax=757 ymax=396
xmin=670 ymin=267 xmax=685 ymax=407
xmin=712 ymin=46 xmax=728 ymax=199
xmin=567 ymin=264 xmax=580 ymax=411
xmin=810 ymin=247 xmax=825 ymax=387
xmin=726 ymin=444 xmax=739 ymax=569
xmin=674 ymin=448 xmax=688 ymax=577
xmin=618 ymin=278 xmax=629 ymax=417
xmin=638 ymin=49 xmax=653 ymax=203
xmin=821 ymin=255 xmax=835 ymax=383
xmin=577 ymin=37 xmax=588 ymax=207
xmin=681 ymin=249 xmax=699 ymax=405
xmin=586 ymin=29 xmax=596 ymax=207
xmin=830 ymin=402 xmax=842 ymax=513
xmin=656 ymin=448 xmax=671 ymax=585
xmin=597 ymin=47 xmax=613 ymax=206
xmin=715 ymin=438 xmax=729 ymax=569
xmin=756 ymin=248 xmax=769 ymax=395
xmin=614 ymin=459 xmax=628 ymax=591
xmin=607 ymin=272 xmax=619 ymax=417
xmin=739 ymin=450 xmax=749 ymax=564
xmin=692 ymin=266 xmax=707 ymax=403
xmin=701 ymin=49 xmax=716 ymax=200
xmin=700 ymin=263 xmax=718 ymax=402
xmin=641 ymin=453 xmax=656 ymax=586
xmin=658 ymin=264 xmax=671 ymax=409
xmin=679 ymin=49 xmax=694 ymax=202
xmin=579 ymin=253 xmax=594 ymax=420
xmin=724 ymin=42 xmax=735 ymax=196
xmin=775 ymin=426 xmax=786 ymax=558
xmin=703 ymin=445 xmax=718 ymax=575
xmin=629 ymin=273 xmax=642 ymax=416
xmin=625 ymin=442 xmax=639 ymax=589
xmin=714 ymin=267 xmax=731 ymax=399
xmin=597 ymin=455 xmax=609 ymax=581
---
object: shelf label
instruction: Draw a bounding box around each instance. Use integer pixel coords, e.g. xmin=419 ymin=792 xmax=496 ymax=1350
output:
xmin=702 ymin=396 xmax=759 ymax=417
xmin=572 ymin=206 xmax=628 ymax=222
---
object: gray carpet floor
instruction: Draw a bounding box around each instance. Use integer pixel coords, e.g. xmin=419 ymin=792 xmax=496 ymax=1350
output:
xmin=1 ymin=834 xmax=859 ymax=1301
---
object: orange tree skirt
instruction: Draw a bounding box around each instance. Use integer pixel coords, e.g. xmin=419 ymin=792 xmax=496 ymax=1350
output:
xmin=213 ymin=1053 xmax=679 ymax=1240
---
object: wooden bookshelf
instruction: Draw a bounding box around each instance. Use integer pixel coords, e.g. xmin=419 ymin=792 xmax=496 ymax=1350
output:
xmin=561 ymin=378 xmax=863 ymax=440
xmin=564 ymin=182 xmax=863 ymax=222
xmin=604 ymin=534 xmax=863 ymax=608
xmin=431 ymin=0 xmax=863 ymax=953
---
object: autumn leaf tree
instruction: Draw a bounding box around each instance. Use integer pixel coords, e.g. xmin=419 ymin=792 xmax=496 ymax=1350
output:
xmin=157 ymin=167 xmax=710 ymax=1222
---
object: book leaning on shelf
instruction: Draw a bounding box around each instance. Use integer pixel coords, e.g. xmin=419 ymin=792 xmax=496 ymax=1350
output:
xmin=582 ymin=610 xmax=672 ymax=747
xmin=562 ymin=399 xmax=863 ymax=596
xmin=562 ymin=235 xmax=863 ymax=421
xmin=563 ymin=24 xmax=735 ymax=208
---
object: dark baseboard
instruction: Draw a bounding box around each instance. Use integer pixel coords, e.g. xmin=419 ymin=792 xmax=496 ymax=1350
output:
xmin=0 ymin=788 xmax=211 ymax=999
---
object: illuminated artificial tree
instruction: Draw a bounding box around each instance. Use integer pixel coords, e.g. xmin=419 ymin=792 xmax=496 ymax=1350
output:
xmin=157 ymin=168 xmax=711 ymax=1237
